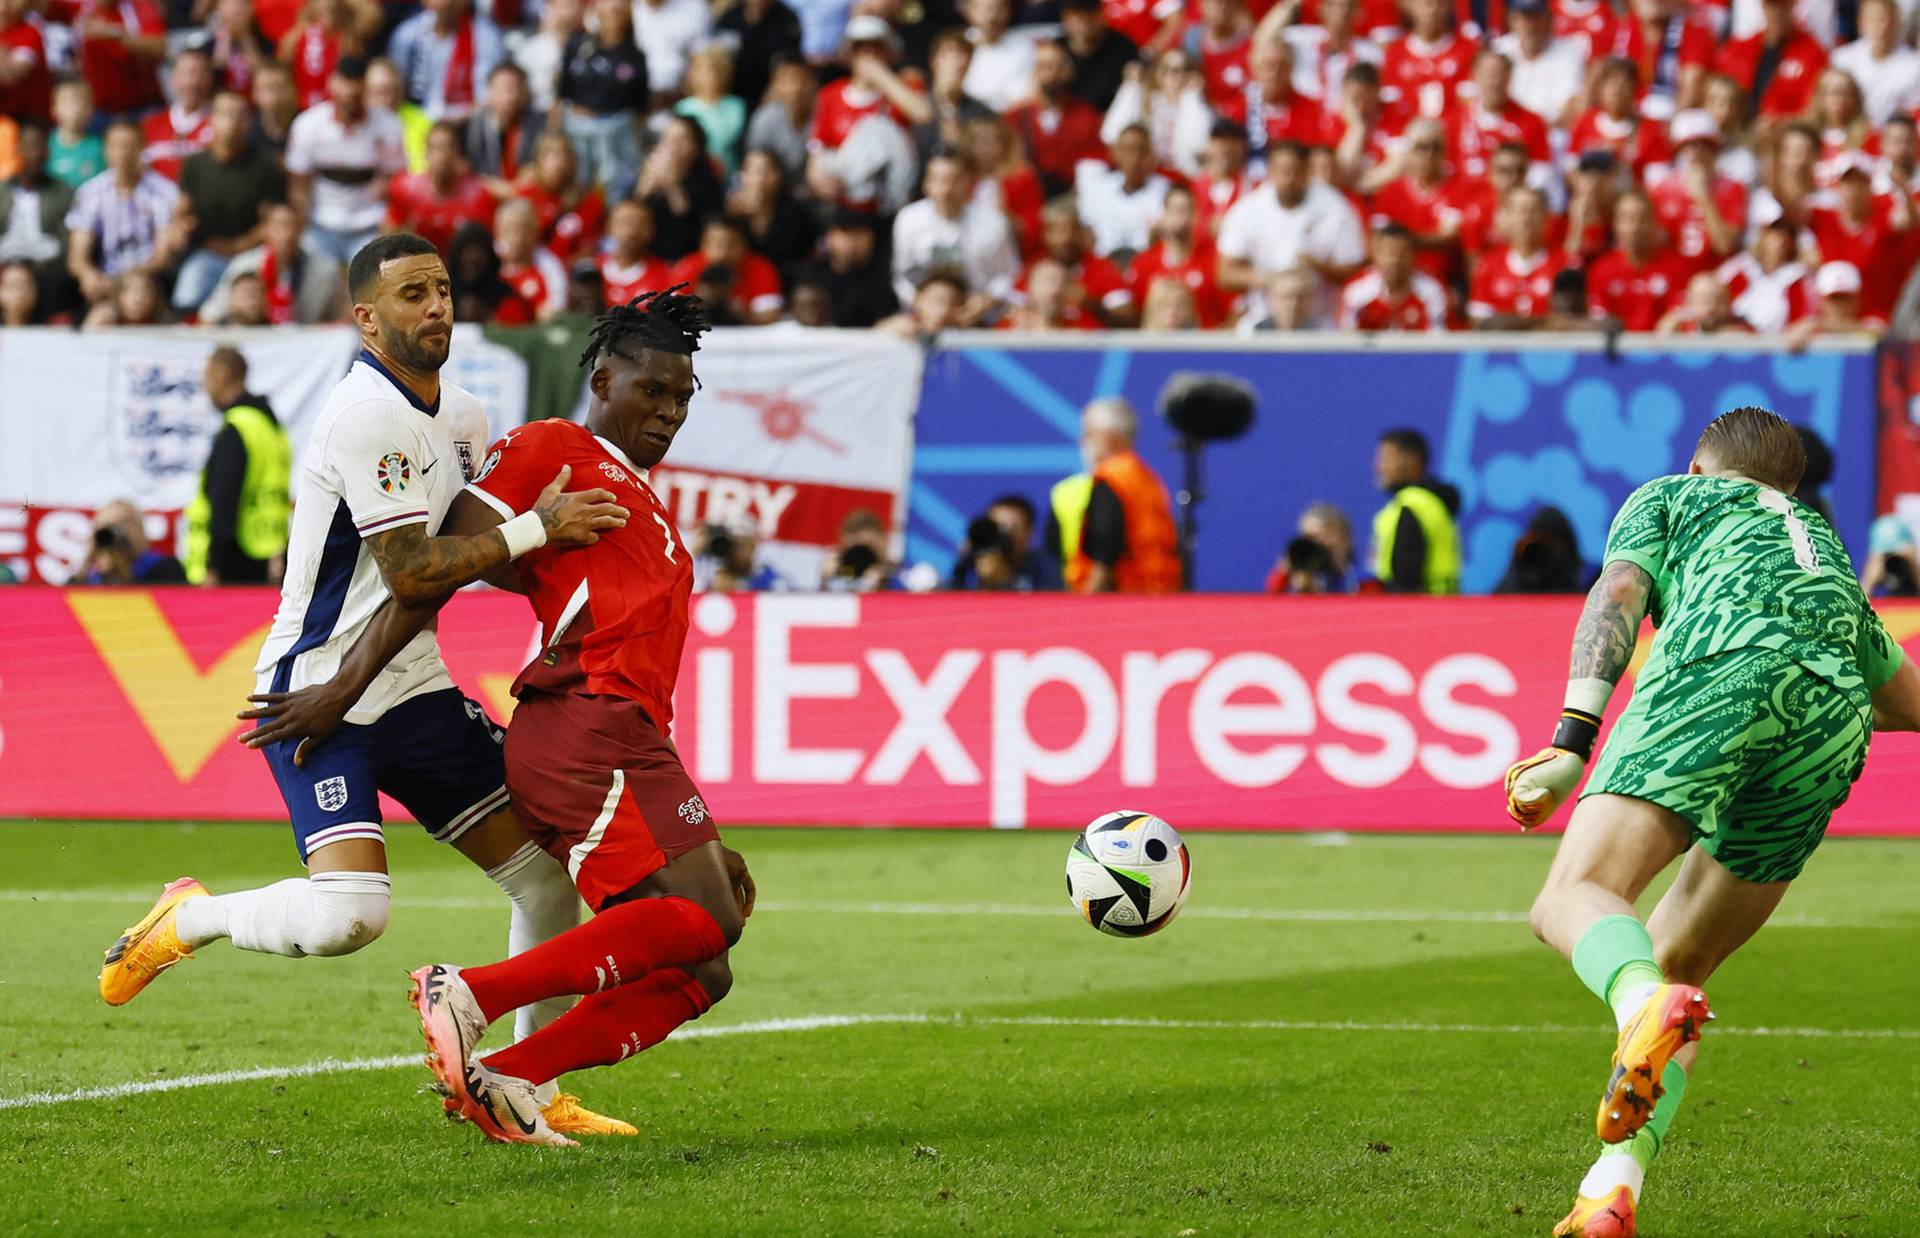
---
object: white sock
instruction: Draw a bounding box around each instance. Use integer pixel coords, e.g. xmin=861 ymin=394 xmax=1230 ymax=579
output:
xmin=1578 ymin=1152 xmax=1645 ymax=1203
xmin=1614 ymin=980 xmax=1663 ymax=1031
xmin=175 ymin=872 xmax=392 ymax=958
xmin=487 ymin=842 xmax=581 ymax=1043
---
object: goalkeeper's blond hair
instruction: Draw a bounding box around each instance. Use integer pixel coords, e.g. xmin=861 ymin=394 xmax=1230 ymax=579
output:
xmin=1696 ymin=406 xmax=1807 ymax=493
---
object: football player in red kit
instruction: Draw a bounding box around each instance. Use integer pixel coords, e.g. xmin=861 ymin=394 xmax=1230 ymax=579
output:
xmin=267 ymin=287 xmax=753 ymax=1146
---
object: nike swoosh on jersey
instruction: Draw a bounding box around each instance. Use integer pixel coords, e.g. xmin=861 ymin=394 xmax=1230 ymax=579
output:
xmin=420 ymin=458 xmax=437 ymax=475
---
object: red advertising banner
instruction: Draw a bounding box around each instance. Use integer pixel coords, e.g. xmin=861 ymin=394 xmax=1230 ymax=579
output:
xmin=5 ymin=588 xmax=1920 ymax=834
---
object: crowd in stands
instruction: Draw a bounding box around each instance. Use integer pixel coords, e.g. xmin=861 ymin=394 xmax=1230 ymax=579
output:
xmin=10 ymin=0 xmax=1920 ymax=335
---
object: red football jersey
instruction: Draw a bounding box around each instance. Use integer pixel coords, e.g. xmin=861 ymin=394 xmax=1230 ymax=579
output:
xmin=1128 ymin=239 xmax=1230 ymax=327
xmin=669 ymin=250 xmax=784 ymax=316
xmin=0 ymin=19 xmax=52 ymax=123
xmin=599 ymin=253 xmax=676 ymax=306
xmin=1299 ymin=0 xmax=1401 ymax=37
xmin=1445 ymin=100 xmax=1549 ymax=181
xmin=1379 ymin=31 xmax=1478 ymax=122
xmin=469 ymin=419 xmax=694 ymax=729
xmin=1603 ymin=13 xmax=1713 ymax=108
xmin=1808 ymin=198 xmax=1918 ymax=318
xmin=1337 ymin=268 xmax=1452 ymax=331
xmin=809 ymin=79 xmax=907 ymax=151
xmin=49 ymin=0 xmax=165 ymax=116
xmin=1648 ymin=173 xmax=1749 ymax=277
xmin=518 ymin=183 xmax=606 ymax=265
xmin=1715 ymin=28 xmax=1827 ymax=120
xmin=1468 ymin=246 xmax=1570 ymax=321
xmin=386 ymin=171 xmax=498 ymax=255
xmin=286 ymin=20 xmax=341 ymax=109
xmin=1586 ymin=248 xmax=1688 ymax=331
xmin=1565 ymin=109 xmax=1672 ymax=177
xmin=1370 ymin=174 xmax=1466 ymax=282
xmin=1554 ymin=0 xmax=1618 ymax=57
xmin=1191 ymin=170 xmax=1254 ymax=237
xmin=1200 ymin=31 xmax=1253 ymax=121
xmin=140 ymin=106 xmax=213 ymax=181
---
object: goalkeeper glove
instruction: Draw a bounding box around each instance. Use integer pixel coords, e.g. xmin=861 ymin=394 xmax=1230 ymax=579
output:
xmin=1504 ymin=748 xmax=1586 ymax=830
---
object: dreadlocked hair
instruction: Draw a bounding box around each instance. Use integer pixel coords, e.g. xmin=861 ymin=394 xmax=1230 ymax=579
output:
xmin=579 ymin=283 xmax=710 ymax=370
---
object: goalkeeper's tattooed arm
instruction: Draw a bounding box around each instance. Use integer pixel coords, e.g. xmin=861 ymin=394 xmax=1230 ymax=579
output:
xmin=1568 ymin=560 xmax=1654 ymax=687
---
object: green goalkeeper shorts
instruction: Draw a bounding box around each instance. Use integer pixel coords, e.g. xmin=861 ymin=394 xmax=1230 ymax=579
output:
xmin=1581 ymin=649 xmax=1870 ymax=884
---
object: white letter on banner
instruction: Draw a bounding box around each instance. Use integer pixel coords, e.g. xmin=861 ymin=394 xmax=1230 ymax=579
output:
xmin=990 ymin=649 xmax=1120 ymax=828
xmin=863 ymin=649 xmax=983 ymax=784
xmin=753 ymin=595 xmax=863 ymax=783
xmin=1315 ymin=653 xmax=1418 ymax=788
xmin=749 ymin=481 xmax=797 ymax=537
xmin=1189 ymin=652 xmax=1313 ymax=788
xmin=692 ymin=593 xmax=737 ymax=782
xmin=1418 ymin=654 xmax=1520 ymax=788
xmin=1120 ymin=650 xmax=1211 ymax=786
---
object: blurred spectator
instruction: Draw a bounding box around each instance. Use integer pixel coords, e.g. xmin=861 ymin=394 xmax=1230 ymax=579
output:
xmin=1296 ymin=500 xmax=1355 ymax=588
xmin=1283 ymin=0 xmax=1380 ymax=102
xmin=1808 ymin=156 xmax=1914 ymax=320
xmin=1785 ymin=259 xmax=1887 ymax=345
xmin=1862 ymin=513 xmax=1920 ymax=597
xmin=892 ymin=148 xmax=1018 ymax=320
xmin=949 ymin=495 xmax=1053 ymax=589
xmin=1647 ymin=110 xmax=1747 ymax=277
xmin=1719 ymin=216 xmax=1811 ymax=333
xmin=1129 ymin=182 xmax=1227 ymax=327
xmin=515 ymin=0 xmax=584 ymax=112
xmin=1190 ymin=118 xmax=1253 ymax=236
xmin=277 ymin=0 xmax=382 ymax=110
xmin=728 ymin=147 xmax=817 ymax=275
xmin=633 ymin=0 xmax=713 ymax=100
xmin=912 ymin=30 xmax=991 ymax=169
xmin=1567 ymin=57 xmax=1670 ymax=180
xmin=1447 ymin=49 xmax=1550 ymax=186
xmin=205 ymin=0 xmax=275 ymax=95
xmin=823 ymin=508 xmax=897 ymax=592
xmin=1240 ymin=33 xmax=1333 ymax=161
xmin=58 ymin=0 xmax=167 ymax=119
xmin=1102 ymin=48 xmax=1211 ymax=177
xmin=677 ymin=45 xmax=748 ymax=174
xmin=1217 ymin=139 xmax=1366 ymax=313
xmin=174 ymin=93 xmax=289 ymax=315
xmin=49 ymin=79 xmax=106 ymax=190
xmin=1753 ymin=120 xmax=1819 ymax=229
xmin=286 ymin=55 xmax=408 ymax=269
xmin=712 ymin=0 xmax=803 ymax=112
xmin=744 ymin=55 xmax=815 ymax=179
xmin=1831 ymin=0 xmax=1920 ymax=127
xmin=1494 ymin=0 xmax=1583 ymax=127
xmin=962 ymin=0 xmax=1039 ymax=112
xmin=251 ymin=62 xmax=302 ymax=160
xmin=1336 ymin=222 xmax=1450 ymax=331
xmin=1327 ymin=59 xmax=1391 ymax=190
xmin=1000 ymin=256 xmax=1095 ymax=329
xmin=1140 ymin=275 xmax=1200 ymax=328
xmin=1880 ymin=116 xmax=1920 ymax=196
xmin=803 ymin=18 xmax=923 ymax=213
xmin=1048 ymin=397 xmax=1181 ymax=593
xmin=1377 ymin=0 xmax=1476 ymax=124
xmin=794 ymin=208 xmax=896 ymax=326
xmin=222 ymin=271 xmax=272 ymax=324
xmin=66 ymin=120 xmax=183 ymax=308
xmin=1714 ymin=0 xmax=1827 ymax=121
xmin=203 ymin=201 xmax=340 ymax=324
xmin=1191 ymin=0 xmax=1254 ymax=125
xmin=448 ymin=217 xmax=510 ymax=318
xmin=367 ymin=56 xmax=433 ymax=170
xmin=1060 ymin=0 xmax=1136 ymax=112
xmin=1540 ymin=267 xmax=1596 ymax=331
xmin=1370 ymin=426 xmax=1460 ymax=594
xmin=1268 ymin=535 xmax=1342 ymax=593
xmin=1075 ymin=123 xmax=1170 ymax=261
xmin=1608 ymin=0 xmax=1711 ymax=120
xmin=560 ymin=0 xmax=647 ymax=197
xmin=517 ymin=131 xmax=605 ymax=263
xmin=1700 ymin=71 xmax=1760 ymax=187
xmin=0 ymin=259 xmax=41 ymax=325
xmin=1658 ymin=271 xmax=1757 ymax=333
xmin=1234 ymin=265 xmax=1320 ymax=332
xmin=83 ymin=268 xmax=172 ymax=327
xmin=637 ymin=114 xmax=725 ymax=259
xmin=0 ymin=124 xmax=75 ymax=314
xmin=387 ymin=118 xmax=496 ymax=257
xmin=1006 ymin=38 xmax=1108 ymax=197
xmin=1563 ymin=149 xmax=1618 ymax=267
xmin=1586 ymin=188 xmax=1688 ymax=331
xmin=1366 ymin=118 xmax=1463 ymax=282
xmin=671 ymin=213 xmax=785 ymax=323
xmin=492 ymin=196 xmax=568 ymax=322
xmin=1493 ymin=506 xmax=1590 ymax=594
xmin=0 ymin=0 xmax=54 ymax=125
xmin=0 ymin=115 xmax=14 ymax=180
xmin=78 ymin=501 xmax=186 ymax=585
xmin=467 ymin=62 xmax=543 ymax=191
xmin=183 ymin=346 xmax=292 ymax=586
xmin=144 ymin=47 xmax=216 ymax=181
xmin=697 ymin=520 xmax=785 ymax=591
xmin=964 ymin=113 xmax=1043 ymax=254
xmin=389 ymin=0 xmax=503 ymax=120
xmin=1468 ymin=186 xmax=1570 ymax=328
xmin=1808 ymin=68 xmax=1871 ymax=182
xmin=596 ymin=197 xmax=673 ymax=304
xmin=1029 ymin=194 xmax=1136 ymax=325
xmin=784 ymin=276 xmax=832 ymax=325
xmin=876 ymin=266 xmax=967 ymax=336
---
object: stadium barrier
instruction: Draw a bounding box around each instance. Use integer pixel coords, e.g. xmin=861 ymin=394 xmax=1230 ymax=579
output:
xmin=7 ymin=588 xmax=1919 ymax=835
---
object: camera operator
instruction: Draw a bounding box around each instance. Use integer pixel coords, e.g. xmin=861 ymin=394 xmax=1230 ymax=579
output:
xmin=78 ymin=501 xmax=187 ymax=585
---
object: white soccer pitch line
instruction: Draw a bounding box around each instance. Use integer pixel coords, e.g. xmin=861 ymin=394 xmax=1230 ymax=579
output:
xmin=0 ymin=889 xmax=1899 ymax=929
xmin=7 ymin=1012 xmax=1920 ymax=1112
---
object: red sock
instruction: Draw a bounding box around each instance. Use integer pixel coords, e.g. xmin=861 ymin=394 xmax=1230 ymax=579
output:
xmin=483 ymin=969 xmax=712 ymax=1086
xmin=461 ymin=895 xmax=726 ymax=1024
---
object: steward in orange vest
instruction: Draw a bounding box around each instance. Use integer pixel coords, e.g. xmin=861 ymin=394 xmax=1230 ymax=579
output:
xmin=1048 ymin=399 xmax=1183 ymax=592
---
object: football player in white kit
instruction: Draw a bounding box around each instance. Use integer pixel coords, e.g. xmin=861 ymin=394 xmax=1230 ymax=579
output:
xmin=98 ymin=234 xmax=639 ymax=1136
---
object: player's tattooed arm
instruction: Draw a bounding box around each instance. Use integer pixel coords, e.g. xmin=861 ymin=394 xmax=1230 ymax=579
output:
xmin=364 ymin=521 xmax=512 ymax=607
xmin=239 ymin=595 xmax=441 ymax=762
xmin=1567 ymin=560 xmax=1653 ymax=685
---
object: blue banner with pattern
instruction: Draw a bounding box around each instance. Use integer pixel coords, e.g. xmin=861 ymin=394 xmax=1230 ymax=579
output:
xmin=906 ymin=341 xmax=1876 ymax=593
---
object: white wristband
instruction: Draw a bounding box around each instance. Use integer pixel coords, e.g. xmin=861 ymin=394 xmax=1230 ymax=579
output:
xmin=498 ymin=510 xmax=548 ymax=560
xmin=1565 ymin=677 xmax=1614 ymax=718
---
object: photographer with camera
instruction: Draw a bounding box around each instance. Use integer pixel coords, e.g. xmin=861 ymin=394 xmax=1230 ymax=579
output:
xmin=823 ymin=508 xmax=898 ymax=593
xmin=695 ymin=519 xmax=784 ymax=592
xmin=77 ymin=500 xmax=187 ymax=586
xmin=949 ymin=494 xmax=1054 ymax=591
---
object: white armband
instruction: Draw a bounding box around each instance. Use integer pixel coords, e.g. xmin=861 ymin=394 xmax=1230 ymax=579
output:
xmin=498 ymin=510 xmax=548 ymax=560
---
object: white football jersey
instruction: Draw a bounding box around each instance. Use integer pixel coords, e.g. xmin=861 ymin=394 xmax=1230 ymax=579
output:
xmin=254 ymin=349 xmax=490 ymax=723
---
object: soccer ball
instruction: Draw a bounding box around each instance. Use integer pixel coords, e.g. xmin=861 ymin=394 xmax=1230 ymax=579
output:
xmin=1065 ymin=811 xmax=1192 ymax=937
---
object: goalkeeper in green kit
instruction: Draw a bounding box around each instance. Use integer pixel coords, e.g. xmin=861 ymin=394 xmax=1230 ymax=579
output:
xmin=1504 ymin=407 xmax=1920 ymax=1238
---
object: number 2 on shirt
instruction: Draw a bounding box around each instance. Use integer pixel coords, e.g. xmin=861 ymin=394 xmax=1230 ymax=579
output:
xmin=1757 ymin=489 xmax=1820 ymax=574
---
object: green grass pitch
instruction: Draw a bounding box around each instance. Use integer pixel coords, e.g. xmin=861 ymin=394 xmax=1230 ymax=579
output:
xmin=4 ymin=822 xmax=1919 ymax=1236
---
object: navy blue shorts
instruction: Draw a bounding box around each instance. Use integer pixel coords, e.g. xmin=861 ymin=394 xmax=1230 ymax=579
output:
xmin=263 ymin=688 xmax=510 ymax=863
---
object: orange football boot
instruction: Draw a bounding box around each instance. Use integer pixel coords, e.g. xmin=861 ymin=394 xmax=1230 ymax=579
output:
xmin=1598 ymin=984 xmax=1712 ymax=1144
xmin=1553 ymin=1187 xmax=1636 ymax=1237
xmin=99 ymin=878 xmax=208 ymax=1006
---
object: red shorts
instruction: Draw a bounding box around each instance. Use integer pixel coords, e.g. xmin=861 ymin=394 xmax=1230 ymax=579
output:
xmin=503 ymin=691 xmax=720 ymax=912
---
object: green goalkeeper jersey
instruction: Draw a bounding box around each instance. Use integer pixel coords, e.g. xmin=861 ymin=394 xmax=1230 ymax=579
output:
xmin=1602 ymin=474 xmax=1905 ymax=712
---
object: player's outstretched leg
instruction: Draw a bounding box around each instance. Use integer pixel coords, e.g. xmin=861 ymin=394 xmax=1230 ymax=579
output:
xmin=99 ymin=877 xmax=209 ymax=1005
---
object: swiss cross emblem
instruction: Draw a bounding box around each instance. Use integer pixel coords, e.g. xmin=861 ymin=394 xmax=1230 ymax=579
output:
xmin=600 ymin=460 xmax=631 ymax=485
xmin=678 ymin=796 xmax=708 ymax=826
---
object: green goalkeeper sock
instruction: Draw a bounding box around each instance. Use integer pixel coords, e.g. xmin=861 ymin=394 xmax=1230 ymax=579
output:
xmin=1572 ymin=914 xmax=1665 ymax=1025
